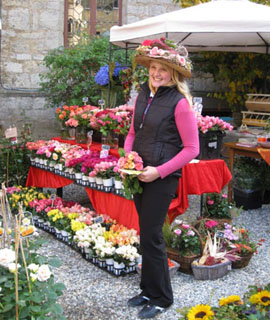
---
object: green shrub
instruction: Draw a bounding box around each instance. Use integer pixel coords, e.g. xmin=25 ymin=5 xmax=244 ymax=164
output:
xmin=39 ymin=36 xmax=131 ymax=108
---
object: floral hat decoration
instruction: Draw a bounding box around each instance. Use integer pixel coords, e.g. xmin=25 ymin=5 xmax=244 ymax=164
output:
xmin=135 ymin=37 xmax=192 ymax=78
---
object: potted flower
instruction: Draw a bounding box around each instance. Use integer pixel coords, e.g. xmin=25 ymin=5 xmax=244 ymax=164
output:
xmin=167 ymin=222 xmax=202 ymax=274
xmin=191 ymin=232 xmax=234 ymax=280
xmin=196 ymin=115 xmax=233 ymax=160
xmin=94 ymin=61 xmax=126 ymax=108
xmin=227 ymin=226 xmax=263 ymax=269
xmin=233 ymin=156 xmax=264 ymax=210
xmin=202 ymin=192 xmax=236 ymax=226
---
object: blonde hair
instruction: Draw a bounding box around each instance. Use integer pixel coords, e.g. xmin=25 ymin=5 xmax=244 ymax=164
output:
xmin=149 ymin=62 xmax=193 ymax=109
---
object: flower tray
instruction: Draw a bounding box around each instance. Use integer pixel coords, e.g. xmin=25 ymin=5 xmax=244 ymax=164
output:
xmin=232 ymin=252 xmax=253 ymax=269
xmin=191 ymin=258 xmax=232 ymax=280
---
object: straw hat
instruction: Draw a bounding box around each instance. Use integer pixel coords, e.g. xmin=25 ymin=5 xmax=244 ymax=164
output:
xmin=135 ymin=38 xmax=192 ymax=78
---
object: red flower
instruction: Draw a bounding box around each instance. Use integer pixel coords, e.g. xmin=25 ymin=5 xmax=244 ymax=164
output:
xmin=141 ymin=39 xmax=153 ymax=46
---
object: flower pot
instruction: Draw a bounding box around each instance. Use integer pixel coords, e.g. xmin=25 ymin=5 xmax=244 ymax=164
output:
xmin=125 ymin=261 xmax=136 ymax=274
xmin=75 ymin=172 xmax=82 ymax=179
xmin=197 ymin=131 xmax=225 ymax=160
xmin=113 ymin=261 xmax=125 ymax=276
xmin=81 ymin=175 xmax=89 ymax=186
xmin=75 ymin=126 xmax=88 ymax=144
xmin=101 ymin=132 xmax=119 ymax=149
xmin=114 ymin=179 xmax=123 ymax=189
xmin=84 ymin=248 xmax=93 ymax=260
xmin=191 ymin=258 xmax=232 ymax=280
xmin=103 ymin=177 xmax=113 ymax=187
xmin=67 ymin=127 xmax=76 ymax=140
xmin=98 ymin=258 xmax=107 ymax=268
xmin=103 ymin=177 xmax=113 ymax=192
xmin=232 ymin=252 xmax=253 ymax=269
xmin=233 ymin=187 xmax=263 ymax=210
xmin=101 ymin=86 xmax=118 ymax=108
xmin=106 ymin=258 xmax=114 ymax=272
xmin=95 ymin=177 xmax=104 ymax=190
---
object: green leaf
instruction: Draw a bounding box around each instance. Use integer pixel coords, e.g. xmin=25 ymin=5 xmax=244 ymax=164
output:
xmin=48 ymin=258 xmax=62 ymax=268
xmin=53 ymin=283 xmax=66 ymax=292
xmin=118 ymin=148 xmax=125 ymax=157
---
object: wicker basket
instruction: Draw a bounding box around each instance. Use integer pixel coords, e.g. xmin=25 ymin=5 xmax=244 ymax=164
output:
xmin=166 ymin=226 xmax=203 ymax=274
xmin=232 ymin=252 xmax=253 ymax=269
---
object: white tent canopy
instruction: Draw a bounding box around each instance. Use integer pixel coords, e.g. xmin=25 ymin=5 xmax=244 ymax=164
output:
xmin=110 ymin=0 xmax=270 ymax=54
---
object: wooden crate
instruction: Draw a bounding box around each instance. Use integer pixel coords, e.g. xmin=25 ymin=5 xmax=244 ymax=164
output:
xmin=241 ymin=111 xmax=270 ymax=127
xmin=245 ymin=94 xmax=270 ymax=112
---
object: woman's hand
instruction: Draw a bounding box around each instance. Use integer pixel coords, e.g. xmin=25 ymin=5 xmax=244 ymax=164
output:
xmin=138 ymin=166 xmax=160 ymax=183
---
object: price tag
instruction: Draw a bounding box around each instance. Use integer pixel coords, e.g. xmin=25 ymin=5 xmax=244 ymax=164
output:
xmin=216 ymin=230 xmax=225 ymax=238
xmin=93 ymin=216 xmax=103 ymax=224
xmin=100 ymin=144 xmax=110 ymax=159
xmin=208 ymin=141 xmax=217 ymax=149
xmin=51 ymin=194 xmax=57 ymax=207
xmin=5 ymin=127 xmax=17 ymax=139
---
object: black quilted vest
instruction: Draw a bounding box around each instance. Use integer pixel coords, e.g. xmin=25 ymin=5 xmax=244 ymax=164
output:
xmin=132 ymin=83 xmax=184 ymax=177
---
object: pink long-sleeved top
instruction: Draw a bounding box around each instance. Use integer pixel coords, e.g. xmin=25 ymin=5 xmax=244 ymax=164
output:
xmin=124 ymin=97 xmax=200 ymax=179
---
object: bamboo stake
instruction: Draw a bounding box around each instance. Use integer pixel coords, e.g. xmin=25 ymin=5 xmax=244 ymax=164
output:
xmin=0 ymin=188 xmax=10 ymax=248
xmin=14 ymin=214 xmax=20 ymax=320
xmin=18 ymin=207 xmax=32 ymax=294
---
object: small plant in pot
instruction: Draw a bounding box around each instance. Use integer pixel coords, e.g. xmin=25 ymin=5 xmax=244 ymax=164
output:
xmin=233 ymin=156 xmax=264 ymax=210
xmin=166 ymin=221 xmax=203 ymax=274
xmin=191 ymin=232 xmax=240 ymax=280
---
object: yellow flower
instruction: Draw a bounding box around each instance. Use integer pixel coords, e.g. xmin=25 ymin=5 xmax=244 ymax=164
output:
xmin=219 ymin=295 xmax=241 ymax=306
xmin=250 ymin=291 xmax=270 ymax=307
xmin=71 ymin=220 xmax=86 ymax=232
xmin=187 ymin=304 xmax=214 ymax=320
xmin=67 ymin=212 xmax=78 ymax=220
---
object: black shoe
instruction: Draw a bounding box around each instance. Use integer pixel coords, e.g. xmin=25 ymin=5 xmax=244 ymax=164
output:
xmin=127 ymin=295 xmax=149 ymax=307
xmin=138 ymin=303 xmax=166 ymax=319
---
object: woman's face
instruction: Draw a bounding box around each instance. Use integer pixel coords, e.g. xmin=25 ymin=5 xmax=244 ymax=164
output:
xmin=149 ymin=61 xmax=172 ymax=88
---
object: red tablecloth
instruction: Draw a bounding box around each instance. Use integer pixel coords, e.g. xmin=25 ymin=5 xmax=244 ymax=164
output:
xmin=26 ymin=159 xmax=231 ymax=232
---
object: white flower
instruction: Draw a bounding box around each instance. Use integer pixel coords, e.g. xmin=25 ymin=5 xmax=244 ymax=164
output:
xmin=8 ymin=263 xmax=21 ymax=273
xmin=30 ymin=272 xmax=38 ymax=282
xmin=0 ymin=248 xmax=16 ymax=268
xmin=37 ymin=265 xmax=52 ymax=282
xmin=28 ymin=263 xmax=39 ymax=272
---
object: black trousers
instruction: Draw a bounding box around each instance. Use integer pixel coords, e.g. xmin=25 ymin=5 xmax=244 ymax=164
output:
xmin=133 ymin=174 xmax=179 ymax=308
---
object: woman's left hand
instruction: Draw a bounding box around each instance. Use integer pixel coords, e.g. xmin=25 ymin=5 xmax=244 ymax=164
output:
xmin=138 ymin=166 xmax=160 ymax=183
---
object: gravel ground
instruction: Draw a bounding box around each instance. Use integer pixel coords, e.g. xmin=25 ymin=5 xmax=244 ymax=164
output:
xmin=38 ymin=184 xmax=270 ymax=320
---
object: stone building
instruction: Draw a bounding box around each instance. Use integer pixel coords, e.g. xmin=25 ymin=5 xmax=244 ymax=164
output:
xmin=0 ymin=0 xmax=221 ymax=140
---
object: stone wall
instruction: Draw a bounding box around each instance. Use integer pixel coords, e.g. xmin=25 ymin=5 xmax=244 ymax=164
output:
xmin=123 ymin=0 xmax=179 ymax=24
xmin=0 ymin=0 xmax=64 ymax=139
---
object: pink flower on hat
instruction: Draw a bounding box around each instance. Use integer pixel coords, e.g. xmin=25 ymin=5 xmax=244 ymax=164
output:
xmin=150 ymin=47 xmax=159 ymax=56
xmin=177 ymin=56 xmax=186 ymax=66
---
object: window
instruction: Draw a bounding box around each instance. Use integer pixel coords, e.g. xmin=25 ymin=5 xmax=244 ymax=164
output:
xmin=65 ymin=0 xmax=122 ymax=47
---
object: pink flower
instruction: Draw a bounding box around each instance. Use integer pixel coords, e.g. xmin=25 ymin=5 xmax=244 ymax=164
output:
xmin=150 ymin=46 xmax=159 ymax=56
xmin=205 ymin=220 xmax=218 ymax=229
xmin=186 ymin=230 xmax=195 ymax=236
xmin=181 ymin=224 xmax=190 ymax=229
xmin=207 ymin=200 xmax=214 ymax=205
xmin=174 ymin=229 xmax=182 ymax=236
xmin=222 ymin=194 xmax=228 ymax=198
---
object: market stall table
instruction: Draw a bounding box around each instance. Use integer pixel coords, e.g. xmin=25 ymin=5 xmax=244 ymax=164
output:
xmin=26 ymin=159 xmax=231 ymax=232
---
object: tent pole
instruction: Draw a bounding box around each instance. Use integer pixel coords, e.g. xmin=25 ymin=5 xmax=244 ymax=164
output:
xmin=108 ymin=42 xmax=112 ymax=108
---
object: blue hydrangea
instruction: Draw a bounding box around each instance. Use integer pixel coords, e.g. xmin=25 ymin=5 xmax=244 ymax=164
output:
xmin=95 ymin=62 xmax=126 ymax=86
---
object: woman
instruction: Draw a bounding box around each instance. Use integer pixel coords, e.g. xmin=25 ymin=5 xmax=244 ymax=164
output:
xmin=124 ymin=38 xmax=199 ymax=319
